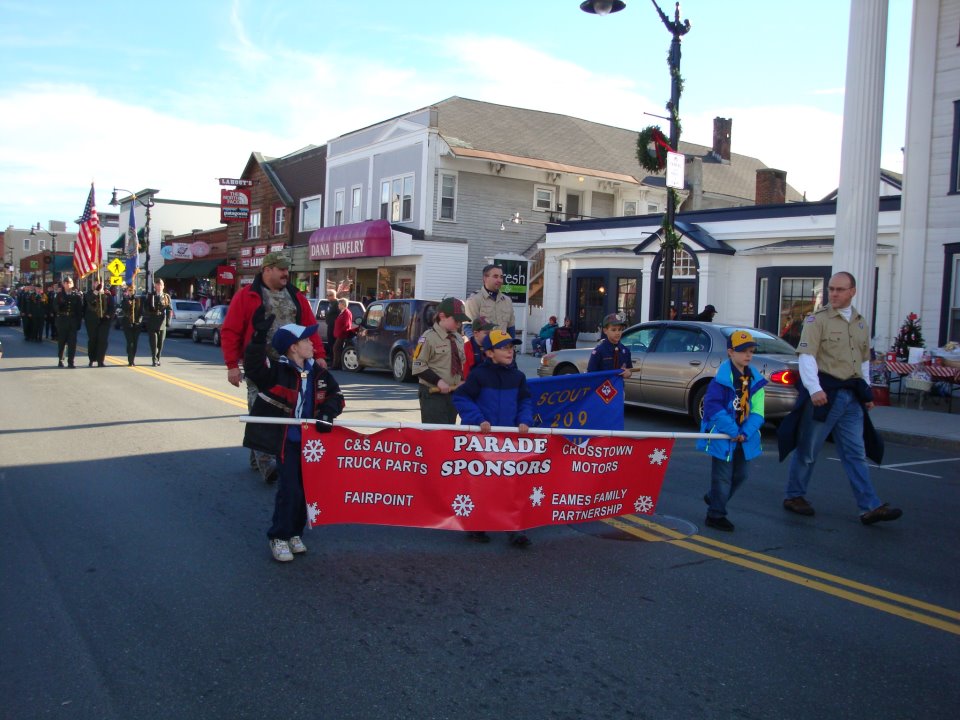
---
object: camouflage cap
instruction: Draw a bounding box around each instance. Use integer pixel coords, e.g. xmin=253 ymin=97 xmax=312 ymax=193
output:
xmin=261 ymin=252 xmax=291 ymax=269
xmin=437 ymin=297 xmax=470 ymax=322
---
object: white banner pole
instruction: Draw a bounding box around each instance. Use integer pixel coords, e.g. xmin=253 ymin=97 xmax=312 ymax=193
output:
xmin=238 ymin=416 xmax=730 ymax=441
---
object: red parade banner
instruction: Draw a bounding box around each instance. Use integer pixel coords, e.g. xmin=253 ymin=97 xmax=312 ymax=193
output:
xmin=300 ymin=426 xmax=673 ymax=531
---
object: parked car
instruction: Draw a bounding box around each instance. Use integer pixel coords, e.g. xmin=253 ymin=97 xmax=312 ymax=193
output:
xmin=537 ymin=320 xmax=799 ymax=424
xmin=310 ymin=298 xmax=366 ymax=340
xmin=0 ymin=294 xmax=21 ymax=326
xmin=341 ymin=299 xmax=439 ymax=382
xmin=191 ymin=304 xmax=229 ymax=345
xmin=167 ymin=299 xmax=205 ymax=336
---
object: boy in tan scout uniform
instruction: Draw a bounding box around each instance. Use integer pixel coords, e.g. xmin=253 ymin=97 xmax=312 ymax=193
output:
xmin=412 ymin=297 xmax=470 ymax=424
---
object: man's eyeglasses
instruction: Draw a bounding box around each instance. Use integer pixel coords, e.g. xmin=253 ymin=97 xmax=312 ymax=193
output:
xmin=828 ymin=286 xmax=852 ymax=292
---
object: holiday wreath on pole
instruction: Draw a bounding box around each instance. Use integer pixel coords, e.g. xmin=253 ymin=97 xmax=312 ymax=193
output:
xmin=636 ymin=125 xmax=672 ymax=173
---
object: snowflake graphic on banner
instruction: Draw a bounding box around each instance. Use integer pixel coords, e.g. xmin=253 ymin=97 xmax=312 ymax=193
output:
xmin=529 ymin=486 xmax=545 ymax=507
xmin=634 ymin=495 xmax=654 ymax=514
xmin=307 ymin=502 xmax=321 ymax=524
xmin=303 ymin=439 xmax=326 ymax=463
xmin=451 ymin=494 xmax=475 ymax=517
xmin=648 ymin=447 xmax=669 ymax=466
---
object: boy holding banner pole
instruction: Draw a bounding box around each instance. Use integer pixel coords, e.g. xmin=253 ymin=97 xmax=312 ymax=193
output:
xmin=453 ymin=329 xmax=535 ymax=547
xmin=243 ymin=307 xmax=345 ymax=563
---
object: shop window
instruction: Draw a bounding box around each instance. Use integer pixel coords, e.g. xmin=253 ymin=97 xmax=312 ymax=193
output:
xmin=616 ymin=277 xmax=638 ymax=326
xmin=248 ymin=210 xmax=260 ymax=240
xmin=439 ymin=173 xmax=457 ymax=220
xmin=300 ymin=195 xmax=322 ymax=232
xmin=778 ymin=277 xmax=823 ymax=347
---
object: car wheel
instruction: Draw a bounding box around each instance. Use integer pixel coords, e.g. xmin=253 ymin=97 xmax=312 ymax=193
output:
xmin=690 ymin=383 xmax=708 ymax=425
xmin=213 ymin=329 xmax=221 ymax=347
xmin=192 ymin=328 xmax=201 ymax=343
xmin=341 ymin=346 xmax=361 ymax=372
xmin=392 ymin=351 xmax=412 ymax=382
xmin=554 ymin=363 xmax=580 ymax=376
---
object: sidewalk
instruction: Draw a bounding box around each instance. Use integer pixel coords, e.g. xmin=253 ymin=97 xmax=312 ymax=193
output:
xmin=516 ymin=352 xmax=960 ymax=452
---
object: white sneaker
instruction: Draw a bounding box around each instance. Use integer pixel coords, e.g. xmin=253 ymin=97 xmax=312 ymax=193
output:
xmin=288 ymin=536 xmax=307 ymax=554
xmin=270 ymin=538 xmax=294 ymax=562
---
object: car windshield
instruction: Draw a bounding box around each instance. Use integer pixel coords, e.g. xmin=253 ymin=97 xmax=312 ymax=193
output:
xmin=0 ymin=295 xmax=13 ymax=306
xmin=720 ymin=327 xmax=797 ymax=355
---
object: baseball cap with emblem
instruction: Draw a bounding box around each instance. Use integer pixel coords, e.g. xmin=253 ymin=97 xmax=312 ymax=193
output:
xmin=483 ymin=328 xmax=522 ymax=351
xmin=601 ymin=313 xmax=627 ymax=328
xmin=261 ymin=252 xmax=291 ymax=269
xmin=272 ymin=323 xmax=318 ymax=354
xmin=437 ymin=297 xmax=470 ymax=322
xmin=728 ymin=329 xmax=757 ymax=352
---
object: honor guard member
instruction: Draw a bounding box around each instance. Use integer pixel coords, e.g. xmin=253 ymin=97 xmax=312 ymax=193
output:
xmin=144 ymin=278 xmax=171 ymax=366
xmin=84 ymin=281 xmax=115 ymax=367
xmin=54 ymin=277 xmax=83 ymax=367
xmin=412 ymin=297 xmax=471 ymax=425
xmin=465 ymin=264 xmax=516 ymax=335
xmin=45 ymin=284 xmax=57 ymax=339
xmin=120 ymin=284 xmax=144 ymax=366
xmin=587 ymin=313 xmax=634 ymax=377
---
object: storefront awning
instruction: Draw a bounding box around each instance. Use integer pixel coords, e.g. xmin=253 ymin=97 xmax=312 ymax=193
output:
xmin=308 ymin=219 xmax=392 ymax=261
xmin=152 ymin=263 xmax=183 ymax=279
xmin=153 ymin=259 xmax=223 ymax=279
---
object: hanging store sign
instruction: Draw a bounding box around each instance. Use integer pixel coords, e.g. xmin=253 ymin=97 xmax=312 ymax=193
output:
xmin=221 ymin=187 xmax=251 ymax=223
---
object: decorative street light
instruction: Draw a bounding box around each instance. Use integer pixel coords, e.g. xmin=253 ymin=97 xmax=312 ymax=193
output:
xmin=109 ymin=188 xmax=156 ymax=290
xmin=29 ymin=223 xmax=58 ymax=285
xmin=580 ymin=0 xmax=691 ymax=320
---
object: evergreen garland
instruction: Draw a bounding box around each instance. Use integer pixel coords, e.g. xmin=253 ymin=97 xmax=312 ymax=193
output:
xmin=893 ymin=312 xmax=924 ymax=359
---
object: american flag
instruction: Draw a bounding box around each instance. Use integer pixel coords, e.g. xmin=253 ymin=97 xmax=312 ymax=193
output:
xmin=74 ymin=184 xmax=102 ymax=279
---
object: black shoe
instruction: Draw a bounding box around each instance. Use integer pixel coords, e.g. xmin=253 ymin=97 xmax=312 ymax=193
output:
xmin=152 ymin=360 xmax=157 ymax=367
xmin=68 ymin=363 xmax=76 ymax=368
xmin=155 ymin=359 xmax=161 ymax=366
xmin=705 ymin=515 xmax=735 ymax=532
xmin=58 ymin=360 xmax=64 ymax=368
xmin=861 ymin=503 xmax=903 ymax=526
xmin=266 ymin=469 xmax=278 ymax=484
xmin=97 ymin=361 xmax=104 ymax=367
xmin=783 ymin=497 xmax=815 ymax=516
xmin=508 ymin=532 xmax=531 ymax=548
xmin=466 ymin=531 xmax=491 ymax=544
xmin=89 ymin=361 xmax=94 ymax=367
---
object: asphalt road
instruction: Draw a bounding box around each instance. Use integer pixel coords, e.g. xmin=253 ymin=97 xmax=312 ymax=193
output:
xmin=1 ymin=326 xmax=958 ymax=719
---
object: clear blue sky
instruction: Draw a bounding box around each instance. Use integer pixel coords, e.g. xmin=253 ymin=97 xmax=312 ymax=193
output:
xmin=0 ymin=0 xmax=911 ymax=230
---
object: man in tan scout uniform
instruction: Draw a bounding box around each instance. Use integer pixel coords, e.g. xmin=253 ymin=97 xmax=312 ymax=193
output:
xmin=781 ymin=271 xmax=902 ymax=525
xmin=412 ymin=297 xmax=470 ymax=424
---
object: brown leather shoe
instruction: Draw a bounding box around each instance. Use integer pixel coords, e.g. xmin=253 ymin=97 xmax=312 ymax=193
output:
xmin=861 ymin=503 xmax=903 ymax=525
xmin=783 ymin=496 xmax=815 ymax=516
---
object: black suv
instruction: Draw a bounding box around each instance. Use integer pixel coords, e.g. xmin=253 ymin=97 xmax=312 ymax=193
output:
xmin=341 ymin=299 xmax=439 ymax=382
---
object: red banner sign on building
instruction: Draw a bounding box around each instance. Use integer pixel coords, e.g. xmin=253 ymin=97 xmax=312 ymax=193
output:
xmin=301 ymin=426 xmax=672 ymax=531
xmin=216 ymin=265 xmax=237 ymax=285
xmin=221 ymin=187 xmax=251 ymax=223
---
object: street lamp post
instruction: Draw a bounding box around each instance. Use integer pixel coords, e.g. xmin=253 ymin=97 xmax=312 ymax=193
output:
xmin=109 ymin=188 xmax=155 ymax=290
xmin=580 ymin=0 xmax=690 ymax=319
xmin=29 ymin=223 xmax=58 ymax=286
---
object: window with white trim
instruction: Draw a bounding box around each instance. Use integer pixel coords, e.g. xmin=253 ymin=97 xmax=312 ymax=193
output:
xmin=299 ymin=194 xmax=322 ymax=232
xmin=351 ymin=186 xmax=362 ymax=223
xmin=647 ymin=203 xmax=659 ymax=214
xmin=438 ymin=173 xmax=457 ymax=220
xmin=38 ymin=239 xmax=46 ymax=251
xmin=534 ymin=186 xmax=554 ymax=212
xmin=248 ymin=210 xmax=261 ymax=240
xmin=273 ymin=206 xmax=286 ymax=235
xmin=22 ymin=238 xmax=30 ymax=252
xmin=380 ymin=173 xmax=414 ymax=222
xmin=657 ymin=247 xmax=696 ymax=279
xmin=334 ymin=190 xmax=344 ymax=226
xmin=623 ymin=200 xmax=638 ymax=216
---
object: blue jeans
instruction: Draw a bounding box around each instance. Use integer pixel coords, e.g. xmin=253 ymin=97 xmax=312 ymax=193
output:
xmin=707 ymin=444 xmax=748 ymax=518
xmin=267 ymin=440 xmax=307 ymax=541
xmin=785 ymin=389 xmax=882 ymax=513
xmin=531 ymin=337 xmax=549 ymax=355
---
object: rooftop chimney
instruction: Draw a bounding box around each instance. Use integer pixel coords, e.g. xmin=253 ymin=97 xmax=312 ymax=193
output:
xmin=756 ymin=168 xmax=787 ymax=205
xmin=712 ymin=117 xmax=732 ymax=162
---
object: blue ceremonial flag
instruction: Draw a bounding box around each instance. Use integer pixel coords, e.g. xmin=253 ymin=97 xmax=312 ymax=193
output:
xmin=528 ymin=370 xmax=625 ymax=434
xmin=123 ymin=201 xmax=139 ymax=286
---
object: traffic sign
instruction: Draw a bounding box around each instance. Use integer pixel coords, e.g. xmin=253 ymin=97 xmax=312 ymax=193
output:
xmin=107 ymin=258 xmax=126 ymax=275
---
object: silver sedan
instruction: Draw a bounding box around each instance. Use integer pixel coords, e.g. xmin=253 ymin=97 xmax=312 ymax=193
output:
xmin=537 ymin=321 xmax=800 ymax=424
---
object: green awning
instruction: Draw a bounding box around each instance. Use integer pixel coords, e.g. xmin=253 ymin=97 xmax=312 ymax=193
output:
xmin=176 ymin=259 xmax=221 ymax=278
xmin=110 ymin=236 xmax=124 ymax=250
xmin=152 ymin=263 xmax=183 ymax=279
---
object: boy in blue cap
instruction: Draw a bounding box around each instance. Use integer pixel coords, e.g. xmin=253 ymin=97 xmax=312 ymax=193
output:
xmin=587 ymin=313 xmax=633 ymax=377
xmin=696 ymin=329 xmax=767 ymax=532
xmin=244 ymin=306 xmax=345 ymax=562
xmin=453 ymin=329 xmax=535 ymax=547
